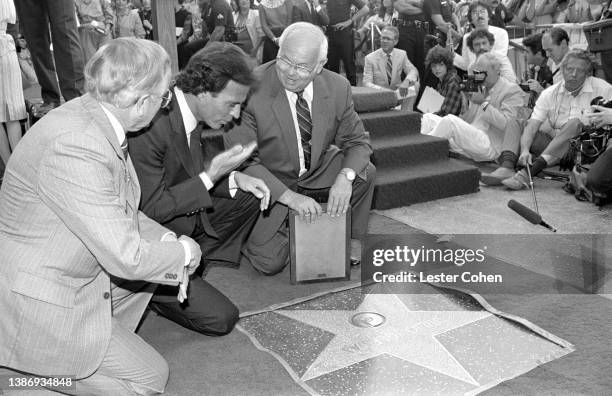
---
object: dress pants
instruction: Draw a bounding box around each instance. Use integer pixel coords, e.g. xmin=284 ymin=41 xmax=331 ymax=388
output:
xmin=14 ymin=0 xmax=84 ymax=104
xmin=396 ymin=19 xmax=425 ymax=81
xmin=326 ymin=27 xmax=357 ymax=86
xmin=422 ymin=113 xmax=498 ymax=161
xmin=244 ymin=162 xmax=376 ymax=275
xmin=149 ymin=190 xmax=260 ymax=335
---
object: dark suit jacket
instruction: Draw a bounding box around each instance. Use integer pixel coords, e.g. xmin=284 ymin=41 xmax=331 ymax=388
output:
xmin=128 ymin=95 xmax=230 ymax=238
xmin=292 ymin=0 xmax=329 ymax=27
xmin=224 ymin=62 xmax=372 ymax=243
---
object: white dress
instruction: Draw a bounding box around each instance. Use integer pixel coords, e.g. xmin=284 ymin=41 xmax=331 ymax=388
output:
xmin=0 ymin=0 xmax=26 ymax=122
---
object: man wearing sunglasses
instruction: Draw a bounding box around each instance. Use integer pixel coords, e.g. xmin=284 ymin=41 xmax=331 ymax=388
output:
xmin=224 ymin=22 xmax=375 ymax=275
xmin=421 ymin=52 xmax=523 ymax=163
xmin=128 ymin=42 xmax=270 ymax=335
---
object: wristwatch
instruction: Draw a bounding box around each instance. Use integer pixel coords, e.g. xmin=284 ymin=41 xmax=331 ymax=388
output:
xmin=340 ymin=168 xmax=356 ymax=182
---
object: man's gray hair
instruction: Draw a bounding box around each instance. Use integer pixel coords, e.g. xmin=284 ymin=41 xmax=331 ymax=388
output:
xmin=381 ymin=26 xmax=399 ymax=40
xmin=85 ymin=38 xmax=171 ymax=108
xmin=476 ymin=52 xmax=501 ymax=72
xmin=278 ymin=22 xmax=328 ymax=62
xmin=561 ymin=49 xmax=594 ymax=75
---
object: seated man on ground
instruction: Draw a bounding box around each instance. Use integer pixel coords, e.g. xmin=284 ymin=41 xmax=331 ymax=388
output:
xmin=464 ymin=28 xmax=516 ymax=83
xmin=421 ymin=52 xmax=523 ymax=162
xmin=502 ymin=50 xmax=612 ymax=190
xmin=424 ymin=45 xmax=463 ymax=117
xmin=225 ymin=22 xmax=376 ymax=275
xmin=129 ymin=43 xmax=270 ymax=335
xmin=363 ymin=26 xmax=419 ymax=110
xmin=521 ymin=32 xmax=554 ymax=103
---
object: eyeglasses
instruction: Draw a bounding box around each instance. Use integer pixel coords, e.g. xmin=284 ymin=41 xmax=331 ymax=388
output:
xmin=380 ymin=36 xmax=396 ymax=41
xmin=471 ymin=9 xmax=488 ymax=16
xmin=276 ymin=56 xmax=316 ymax=77
xmin=152 ymin=89 xmax=173 ymax=109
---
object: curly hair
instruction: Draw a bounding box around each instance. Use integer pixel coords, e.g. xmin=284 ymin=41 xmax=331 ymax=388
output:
xmin=425 ymin=45 xmax=455 ymax=70
xmin=175 ymin=42 xmax=256 ymax=96
xmin=466 ymin=28 xmax=495 ymax=52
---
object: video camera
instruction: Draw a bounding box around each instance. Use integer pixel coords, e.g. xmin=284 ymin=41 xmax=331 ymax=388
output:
xmin=459 ymin=71 xmax=486 ymax=92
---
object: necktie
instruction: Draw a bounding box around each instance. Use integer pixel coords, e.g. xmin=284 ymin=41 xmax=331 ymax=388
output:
xmin=386 ymin=53 xmax=393 ymax=86
xmin=295 ymin=91 xmax=312 ymax=170
xmin=189 ymin=126 xmax=204 ymax=172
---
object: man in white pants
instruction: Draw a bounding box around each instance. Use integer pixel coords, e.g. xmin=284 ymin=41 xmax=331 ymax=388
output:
xmin=421 ymin=52 xmax=523 ymax=161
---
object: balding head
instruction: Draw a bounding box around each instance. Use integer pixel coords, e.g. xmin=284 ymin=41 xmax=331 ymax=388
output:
xmin=276 ymin=22 xmax=328 ymax=92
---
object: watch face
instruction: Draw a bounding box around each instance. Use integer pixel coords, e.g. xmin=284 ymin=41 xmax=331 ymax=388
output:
xmin=346 ymin=170 xmax=356 ymax=181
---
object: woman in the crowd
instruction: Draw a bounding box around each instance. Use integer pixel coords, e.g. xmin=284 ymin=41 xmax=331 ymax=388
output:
xmin=233 ymin=0 xmax=264 ymax=62
xmin=425 ymin=45 xmax=463 ymax=117
xmin=259 ymin=0 xmax=295 ymax=63
xmin=453 ymin=0 xmax=508 ymax=73
xmin=75 ymin=0 xmax=114 ymax=63
xmin=0 ymin=0 xmax=26 ymax=167
xmin=356 ymin=0 xmax=397 ymax=43
xmin=114 ymin=0 xmax=146 ymax=38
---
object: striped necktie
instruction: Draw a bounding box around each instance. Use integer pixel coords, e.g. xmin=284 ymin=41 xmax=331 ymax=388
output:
xmin=295 ymin=91 xmax=312 ymax=170
xmin=386 ymin=53 xmax=393 ymax=86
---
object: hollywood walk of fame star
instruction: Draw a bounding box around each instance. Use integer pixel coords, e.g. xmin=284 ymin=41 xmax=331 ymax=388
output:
xmin=277 ymin=293 xmax=492 ymax=384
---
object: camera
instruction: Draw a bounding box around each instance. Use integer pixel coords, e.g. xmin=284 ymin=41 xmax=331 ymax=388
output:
xmin=590 ymin=96 xmax=612 ymax=110
xmin=519 ymin=83 xmax=531 ymax=92
xmin=459 ymin=71 xmax=486 ymax=92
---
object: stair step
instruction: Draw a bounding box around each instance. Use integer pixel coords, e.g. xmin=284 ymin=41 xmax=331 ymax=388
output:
xmin=373 ymin=159 xmax=481 ymax=209
xmin=371 ymin=134 xmax=449 ymax=168
xmin=352 ymin=87 xmax=397 ymax=113
xmin=360 ymin=110 xmax=422 ymax=137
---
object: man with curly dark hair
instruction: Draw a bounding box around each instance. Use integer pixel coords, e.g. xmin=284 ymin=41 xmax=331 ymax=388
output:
xmin=128 ymin=42 xmax=270 ymax=335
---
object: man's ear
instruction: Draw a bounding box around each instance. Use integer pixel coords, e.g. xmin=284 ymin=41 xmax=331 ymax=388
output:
xmin=316 ymin=58 xmax=327 ymax=74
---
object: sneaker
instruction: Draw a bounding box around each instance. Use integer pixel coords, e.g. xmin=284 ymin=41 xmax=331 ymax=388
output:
xmin=480 ymin=167 xmax=516 ymax=186
xmin=502 ymin=170 xmax=529 ymax=190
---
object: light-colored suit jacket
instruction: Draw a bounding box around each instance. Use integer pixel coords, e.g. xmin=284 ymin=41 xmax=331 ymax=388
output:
xmin=462 ymin=77 xmax=525 ymax=151
xmin=224 ymin=62 xmax=372 ymax=243
xmin=0 ymin=94 xmax=186 ymax=378
xmin=362 ymin=48 xmax=419 ymax=90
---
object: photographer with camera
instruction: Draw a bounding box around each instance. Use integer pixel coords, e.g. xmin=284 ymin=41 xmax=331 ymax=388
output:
xmin=502 ymin=50 xmax=612 ymax=190
xmin=585 ymin=104 xmax=612 ymax=198
xmin=421 ymin=52 xmax=523 ymax=162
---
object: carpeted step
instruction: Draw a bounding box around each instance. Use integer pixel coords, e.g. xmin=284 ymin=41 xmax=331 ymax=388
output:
xmin=373 ymin=159 xmax=481 ymax=209
xmin=371 ymin=134 xmax=449 ymax=168
xmin=360 ymin=110 xmax=422 ymax=138
xmin=351 ymin=86 xmax=398 ymax=113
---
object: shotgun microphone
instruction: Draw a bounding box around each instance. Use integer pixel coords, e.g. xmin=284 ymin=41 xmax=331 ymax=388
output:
xmin=507 ymin=199 xmax=557 ymax=232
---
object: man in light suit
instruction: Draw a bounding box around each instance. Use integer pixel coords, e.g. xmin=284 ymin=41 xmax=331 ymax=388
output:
xmin=362 ymin=25 xmax=419 ymax=110
xmin=421 ymin=52 xmax=523 ymax=162
xmin=0 ymin=38 xmax=201 ymax=395
xmin=129 ymin=43 xmax=270 ymax=335
xmin=225 ymin=22 xmax=376 ymax=275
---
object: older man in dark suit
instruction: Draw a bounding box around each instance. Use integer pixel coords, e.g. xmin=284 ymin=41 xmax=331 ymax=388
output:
xmin=129 ymin=43 xmax=269 ymax=335
xmin=225 ymin=22 xmax=375 ymax=275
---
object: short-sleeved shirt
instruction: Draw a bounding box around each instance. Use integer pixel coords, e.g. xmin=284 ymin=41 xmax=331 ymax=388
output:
xmin=489 ymin=4 xmax=514 ymax=29
xmin=202 ymin=0 xmax=234 ymax=35
xmin=327 ymin=0 xmax=366 ymax=25
xmin=423 ymin=0 xmax=454 ymax=36
xmin=531 ymin=77 xmax=612 ymax=132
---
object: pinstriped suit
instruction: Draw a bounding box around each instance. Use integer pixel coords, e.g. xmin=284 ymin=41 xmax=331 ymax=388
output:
xmin=0 ymin=94 xmax=186 ymax=381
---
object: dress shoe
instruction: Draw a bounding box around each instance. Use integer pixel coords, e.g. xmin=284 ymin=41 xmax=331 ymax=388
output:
xmin=502 ymin=170 xmax=529 ymax=190
xmin=480 ymin=167 xmax=515 ymax=186
xmin=350 ymin=257 xmax=361 ymax=267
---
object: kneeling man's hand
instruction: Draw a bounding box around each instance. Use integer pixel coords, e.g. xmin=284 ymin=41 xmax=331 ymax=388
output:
xmin=234 ymin=172 xmax=270 ymax=211
xmin=328 ymin=174 xmax=352 ymax=217
xmin=207 ymin=141 xmax=257 ymax=183
xmin=279 ymin=190 xmax=322 ymax=223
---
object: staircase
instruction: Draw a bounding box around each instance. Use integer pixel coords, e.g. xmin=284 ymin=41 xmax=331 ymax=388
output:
xmin=352 ymin=87 xmax=480 ymax=210
xmin=199 ymin=87 xmax=480 ymax=211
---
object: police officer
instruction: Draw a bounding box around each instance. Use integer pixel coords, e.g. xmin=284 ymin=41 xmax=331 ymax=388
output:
xmin=394 ymin=0 xmax=426 ymax=79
